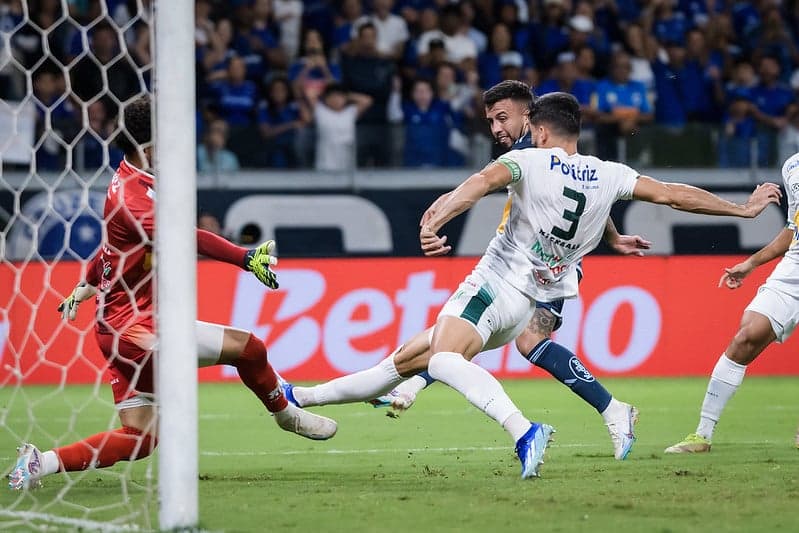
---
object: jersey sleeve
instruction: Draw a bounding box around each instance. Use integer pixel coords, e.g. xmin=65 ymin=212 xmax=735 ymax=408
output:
xmin=495 ymin=150 xmax=524 ymax=184
xmin=782 ymin=155 xmax=799 ymax=227
xmin=608 ymin=161 xmax=640 ymax=200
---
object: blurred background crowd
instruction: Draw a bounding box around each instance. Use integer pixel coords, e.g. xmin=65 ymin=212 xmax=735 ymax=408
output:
xmin=1 ymin=0 xmax=798 ymax=171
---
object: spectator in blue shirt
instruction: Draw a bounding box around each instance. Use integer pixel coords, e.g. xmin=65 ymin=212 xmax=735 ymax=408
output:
xmin=529 ymin=0 xmax=570 ymax=71
xmin=333 ymin=0 xmax=364 ymax=50
xmin=231 ymin=0 xmax=287 ymax=80
xmin=683 ymin=29 xmax=723 ymax=120
xmin=721 ymin=59 xmax=758 ymax=106
xmin=479 ymin=23 xmax=535 ymax=90
xmin=731 ymin=1 xmax=761 ymax=44
xmin=652 ymin=42 xmax=689 ymax=128
xmin=751 ymin=56 xmax=794 ymax=166
xmin=258 ymin=77 xmax=309 ymax=168
xmin=210 ymin=56 xmax=258 ymax=127
xmin=197 ymin=119 xmax=241 ymax=173
xmin=749 ymin=6 xmax=798 ymax=84
xmin=33 ymin=68 xmax=78 ymax=171
xmin=718 ymin=96 xmax=756 ymax=168
xmin=537 ymin=52 xmax=596 ymax=111
xmin=80 ymin=100 xmax=123 ymax=171
xmin=575 ymin=44 xmax=597 ymax=81
xmin=653 ymin=35 xmax=719 ymax=128
xmin=567 ymin=11 xmax=610 ymax=69
xmin=677 ymin=0 xmax=713 ymax=28
xmin=594 ymin=50 xmax=653 ymax=159
xmin=650 ymin=0 xmax=689 ymax=47
xmin=539 ymin=52 xmax=598 ymax=133
xmin=395 ymin=0 xmax=437 ymax=29
xmin=402 ymin=78 xmax=459 ymax=167
xmin=200 ymin=18 xmax=237 ymax=87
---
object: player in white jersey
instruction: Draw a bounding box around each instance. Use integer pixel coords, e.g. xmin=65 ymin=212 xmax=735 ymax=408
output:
xmin=412 ymin=92 xmax=778 ymax=477
xmin=283 ymin=81 xmax=651 ymax=462
xmin=665 ymin=152 xmax=799 ymax=453
xmin=293 ymin=92 xmax=779 ymax=479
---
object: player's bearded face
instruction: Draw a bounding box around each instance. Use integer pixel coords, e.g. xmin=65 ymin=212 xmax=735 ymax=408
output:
xmin=485 ymin=99 xmax=529 ymax=149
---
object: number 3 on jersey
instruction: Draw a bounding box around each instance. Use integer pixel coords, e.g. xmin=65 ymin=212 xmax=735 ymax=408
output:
xmin=551 ymin=186 xmax=586 ymax=241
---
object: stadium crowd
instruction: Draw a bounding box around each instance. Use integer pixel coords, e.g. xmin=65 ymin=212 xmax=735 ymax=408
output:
xmin=1 ymin=0 xmax=798 ymax=170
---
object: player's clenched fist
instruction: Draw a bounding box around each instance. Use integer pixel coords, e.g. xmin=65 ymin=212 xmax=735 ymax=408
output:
xmin=244 ymin=240 xmax=279 ymax=289
xmin=57 ymin=282 xmax=97 ymax=320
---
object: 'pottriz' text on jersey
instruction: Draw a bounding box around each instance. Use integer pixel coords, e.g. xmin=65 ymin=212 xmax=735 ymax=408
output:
xmin=490 ymin=147 xmax=639 ymax=302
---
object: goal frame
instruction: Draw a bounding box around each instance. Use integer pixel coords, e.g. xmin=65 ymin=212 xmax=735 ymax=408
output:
xmin=154 ymin=0 xmax=199 ymax=529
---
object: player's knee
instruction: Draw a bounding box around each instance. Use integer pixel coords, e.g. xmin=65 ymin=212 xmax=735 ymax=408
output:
xmin=395 ymin=346 xmax=431 ymax=376
xmin=121 ymin=426 xmax=158 ymax=460
xmin=515 ymin=330 xmax=548 ymax=357
xmin=728 ymin=326 xmax=766 ymax=365
xmin=236 ymin=333 xmax=267 ymax=364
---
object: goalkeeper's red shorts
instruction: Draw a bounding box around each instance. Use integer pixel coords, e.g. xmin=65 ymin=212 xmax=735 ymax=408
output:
xmin=95 ymin=324 xmax=156 ymax=407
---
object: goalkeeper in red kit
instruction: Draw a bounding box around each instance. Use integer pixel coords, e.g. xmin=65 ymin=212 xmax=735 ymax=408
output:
xmin=8 ymin=95 xmax=336 ymax=491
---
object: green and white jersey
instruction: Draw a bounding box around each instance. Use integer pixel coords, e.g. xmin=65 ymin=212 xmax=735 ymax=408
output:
xmin=486 ymin=146 xmax=639 ymax=301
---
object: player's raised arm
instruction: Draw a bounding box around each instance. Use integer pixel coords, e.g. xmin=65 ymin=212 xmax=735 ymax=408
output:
xmin=632 ymin=176 xmax=782 ymax=218
xmin=420 ymin=161 xmax=512 ymax=256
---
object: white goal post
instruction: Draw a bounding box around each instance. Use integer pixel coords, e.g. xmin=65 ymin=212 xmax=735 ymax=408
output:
xmin=154 ymin=0 xmax=198 ymax=529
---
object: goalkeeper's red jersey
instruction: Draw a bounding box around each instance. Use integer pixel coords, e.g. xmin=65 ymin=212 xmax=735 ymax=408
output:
xmin=93 ymin=159 xmax=156 ymax=336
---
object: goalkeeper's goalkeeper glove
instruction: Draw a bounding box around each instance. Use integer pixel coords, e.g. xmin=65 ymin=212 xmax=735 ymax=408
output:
xmin=57 ymin=282 xmax=98 ymax=321
xmin=244 ymin=240 xmax=279 ymax=289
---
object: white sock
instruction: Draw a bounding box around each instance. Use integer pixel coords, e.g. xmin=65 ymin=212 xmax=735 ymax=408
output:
xmin=42 ymin=450 xmax=60 ymax=476
xmin=696 ymin=354 xmax=747 ymax=440
xmin=293 ymin=356 xmax=403 ymax=407
xmin=428 ymin=351 xmax=531 ymax=442
xmin=393 ymin=375 xmax=429 ymax=398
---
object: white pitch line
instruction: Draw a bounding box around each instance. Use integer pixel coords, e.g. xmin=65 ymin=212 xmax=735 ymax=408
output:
xmin=199 ymin=440 xmax=790 ymax=457
xmin=0 ymin=510 xmax=139 ymax=532
xmin=200 ymin=444 xmax=596 ymax=457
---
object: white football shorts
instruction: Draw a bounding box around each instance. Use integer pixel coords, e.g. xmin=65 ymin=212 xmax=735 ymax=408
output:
xmin=745 ymin=279 xmax=799 ymax=343
xmin=438 ymin=262 xmax=534 ymax=350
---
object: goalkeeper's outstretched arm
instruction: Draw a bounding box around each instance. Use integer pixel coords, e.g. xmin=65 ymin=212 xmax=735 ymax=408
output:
xmin=196 ymin=229 xmax=278 ymax=289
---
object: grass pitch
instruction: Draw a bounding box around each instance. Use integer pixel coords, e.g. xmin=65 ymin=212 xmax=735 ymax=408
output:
xmin=1 ymin=377 xmax=798 ymax=532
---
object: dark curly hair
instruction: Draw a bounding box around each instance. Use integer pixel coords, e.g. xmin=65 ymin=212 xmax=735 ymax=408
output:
xmin=115 ymin=94 xmax=152 ymax=157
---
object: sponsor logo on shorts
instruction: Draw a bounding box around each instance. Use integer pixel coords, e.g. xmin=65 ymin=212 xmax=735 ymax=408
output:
xmin=569 ymin=356 xmax=595 ymax=382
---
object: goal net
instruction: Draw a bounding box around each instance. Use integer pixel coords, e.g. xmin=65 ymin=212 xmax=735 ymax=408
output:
xmin=0 ymin=1 xmax=179 ymax=530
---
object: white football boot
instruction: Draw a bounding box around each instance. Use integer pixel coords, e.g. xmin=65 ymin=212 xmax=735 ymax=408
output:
xmin=8 ymin=443 xmax=44 ymax=490
xmin=604 ymin=402 xmax=639 ymax=460
xmin=274 ymin=403 xmax=337 ymax=440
